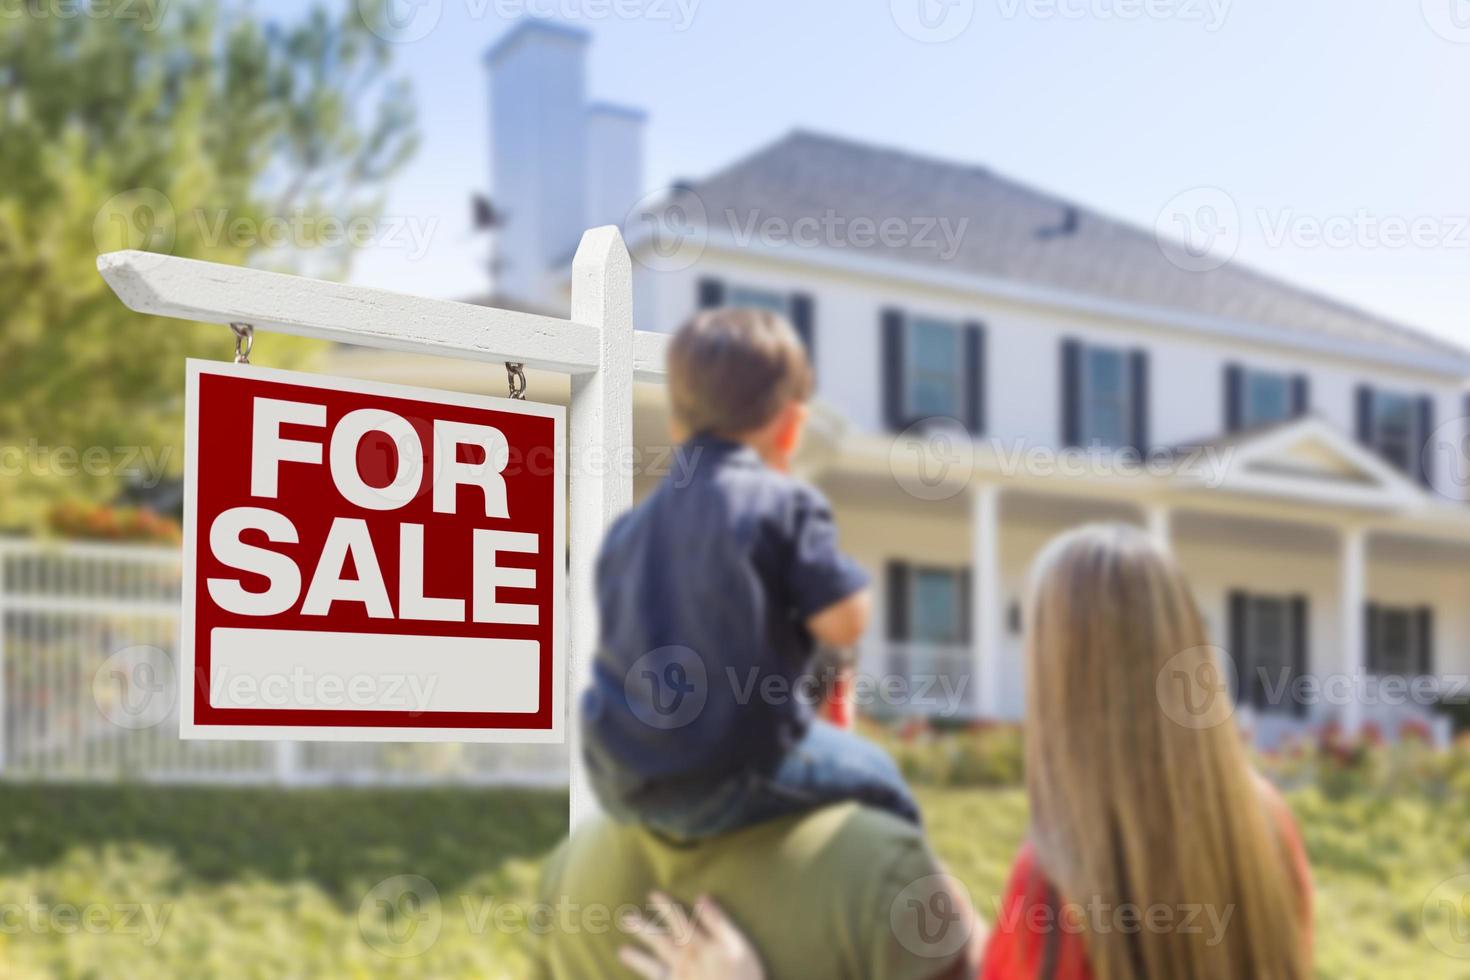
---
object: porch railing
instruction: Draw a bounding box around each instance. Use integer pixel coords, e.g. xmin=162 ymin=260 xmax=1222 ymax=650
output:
xmin=0 ymin=538 xmax=567 ymax=785
xmin=856 ymin=640 xmax=976 ymax=719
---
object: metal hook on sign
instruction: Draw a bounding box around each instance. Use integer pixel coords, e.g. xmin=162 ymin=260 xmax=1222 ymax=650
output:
xmin=229 ymin=322 xmax=255 ymax=364
xmin=506 ymin=362 xmax=527 ymax=400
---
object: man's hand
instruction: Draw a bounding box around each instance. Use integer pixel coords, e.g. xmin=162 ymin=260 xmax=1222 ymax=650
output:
xmin=620 ymin=893 xmax=765 ymax=980
xmin=806 ymin=589 xmax=871 ymax=650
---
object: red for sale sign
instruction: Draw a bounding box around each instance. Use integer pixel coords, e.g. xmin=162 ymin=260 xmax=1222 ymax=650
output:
xmin=180 ymin=361 xmax=565 ymax=742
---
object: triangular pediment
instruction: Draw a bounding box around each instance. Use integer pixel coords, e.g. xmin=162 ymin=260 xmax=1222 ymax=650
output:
xmin=1180 ymin=417 xmax=1426 ymax=510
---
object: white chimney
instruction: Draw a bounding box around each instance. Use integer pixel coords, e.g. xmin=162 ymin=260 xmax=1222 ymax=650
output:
xmin=585 ymin=103 xmax=646 ymax=234
xmin=484 ymin=21 xmax=590 ymax=307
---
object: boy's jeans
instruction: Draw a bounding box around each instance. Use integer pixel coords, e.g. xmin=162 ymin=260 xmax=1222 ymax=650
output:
xmin=599 ymin=721 xmax=922 ymax=841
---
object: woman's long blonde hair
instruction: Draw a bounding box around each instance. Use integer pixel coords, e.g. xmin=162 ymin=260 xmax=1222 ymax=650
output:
xmin=1024 ymin=524 xmax=1309 ymax=980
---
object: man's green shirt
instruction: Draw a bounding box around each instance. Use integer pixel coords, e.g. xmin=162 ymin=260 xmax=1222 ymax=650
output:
xmin=531 ymin=803 xmax=972 ymax=980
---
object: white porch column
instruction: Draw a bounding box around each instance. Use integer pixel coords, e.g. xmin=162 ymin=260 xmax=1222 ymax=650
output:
xmin=1339 ymin=526 xmax=1367 ymax=735
xmin=1147 ymin=504 xmax=1171 ymax=551
xmin=973 ymin=484 xmax=1003 ymax=719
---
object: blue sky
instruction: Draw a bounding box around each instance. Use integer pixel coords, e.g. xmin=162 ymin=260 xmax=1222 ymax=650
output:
xmin=259 ymin=0 xmax=1470 ymax=347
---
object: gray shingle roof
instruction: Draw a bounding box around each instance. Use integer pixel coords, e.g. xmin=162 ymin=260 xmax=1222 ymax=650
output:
xmin=675 ymin=130 xmax=1468 ymax=367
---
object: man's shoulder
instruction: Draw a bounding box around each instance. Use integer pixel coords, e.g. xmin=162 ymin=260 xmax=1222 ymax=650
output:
xmin=550 ymin=803 xmax=926 ymax=881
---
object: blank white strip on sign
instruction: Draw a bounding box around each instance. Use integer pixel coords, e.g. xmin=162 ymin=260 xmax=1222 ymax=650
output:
xmin=209 ymin=628 xmax=540 ymax=714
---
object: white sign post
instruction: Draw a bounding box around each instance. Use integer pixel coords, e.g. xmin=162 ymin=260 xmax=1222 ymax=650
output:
xmin=98 ymin=226 xmax=660 ymax=824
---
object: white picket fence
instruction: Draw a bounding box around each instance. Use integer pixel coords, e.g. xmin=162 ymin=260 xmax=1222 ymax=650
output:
xmin=0 ymin=537 xmax=568 ymax=785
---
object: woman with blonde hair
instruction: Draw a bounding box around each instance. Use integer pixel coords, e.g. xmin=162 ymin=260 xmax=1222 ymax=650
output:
xmin=623 ymin=523 xmax=1313 ymax=980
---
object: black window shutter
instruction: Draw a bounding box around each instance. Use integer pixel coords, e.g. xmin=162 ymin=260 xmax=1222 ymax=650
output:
xmin=1291 ymin=375 xmax=1310 ymax=419
xmin=1228 ymin=590 xmax=1248 ymax=708
xmin=882 ymin=309 xmax=906 ymax=431
xmin=697 ymin=278 xmax=725 ymax=309
xmin=964 ymin=322 xmax=986 ymax=435
xmin=1365 ymin=602 xmax=1381 ymax=675
xmin=1418 ymin=396 xmax=1435 ymax=489
xmin=1355 ymin=385 xmax=1375 ymax=445
xmin=1129 ymin=349 xmax=1150 ymax=456
xmin=1417 ymin=606 xmax=1434 ymax=676
xmin=1224 ymin=363 xmax=1244 ymax=432
xmin=789 ymin=292 xmax=815 ymax=364
xmin=885 ymin=561 xmax=911 ymax=641
xmin=1061 ymin=339 xmax=1082 ymax=447
xmin=958 ymin=568 xmax=973 ymax=643
xmin=1289 ymin=596 xmax=1309 ymax=718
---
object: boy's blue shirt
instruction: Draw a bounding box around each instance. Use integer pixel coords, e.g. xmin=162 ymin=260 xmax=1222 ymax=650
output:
xmin=581 ymin=433 xmax=870 ymax=800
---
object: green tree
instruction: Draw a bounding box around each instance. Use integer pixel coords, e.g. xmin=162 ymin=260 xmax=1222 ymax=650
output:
xmin=0 ymin=0 xmax=417 ymax=531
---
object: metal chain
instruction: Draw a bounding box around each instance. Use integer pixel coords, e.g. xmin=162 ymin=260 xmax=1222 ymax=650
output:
xmin=229 ymin=322 xmax=255 ymax=364
xmin=506 ymin=361 xmax=527 ymax=400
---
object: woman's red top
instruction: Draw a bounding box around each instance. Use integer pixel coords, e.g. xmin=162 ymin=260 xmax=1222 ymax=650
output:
xmin=978 ymin=783 xmax=1313 ymax=980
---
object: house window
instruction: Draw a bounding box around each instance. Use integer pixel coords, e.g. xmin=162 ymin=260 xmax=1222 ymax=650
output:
xmin=1246 ymin=597 xmax=1292 ymax=711
xmin=1242 ymin=370 xmax=1291 ymax=428
xmin=905 ymin=318 xmax=966 ymax=420
xmin=1367 ymin=605 xmax=1432 ymax=677
xmin=911 ymin=569 xmax=964 ymax=645
xmin=1081 ymin=344 xmax=1134 ymax=449
xmin=727 ymin=285 xmax=788 ymax=314
xmin=1368 ymin=391 xmax=1418 ymax=474
xmin=1228 ymin=591 xmax=1307 ymax=716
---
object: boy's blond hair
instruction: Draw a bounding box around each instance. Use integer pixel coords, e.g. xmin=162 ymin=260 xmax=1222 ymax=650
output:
xmin=666 ymin=308 xmax=814 ymax=437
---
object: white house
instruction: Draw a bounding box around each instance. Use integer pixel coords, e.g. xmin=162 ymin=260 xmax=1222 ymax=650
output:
xmin=337 ymin=20 xmax=1470 ymax=743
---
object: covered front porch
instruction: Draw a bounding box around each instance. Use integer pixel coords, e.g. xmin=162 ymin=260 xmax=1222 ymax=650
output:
xmin=818 ymin=417 xmax=1470 ymax=744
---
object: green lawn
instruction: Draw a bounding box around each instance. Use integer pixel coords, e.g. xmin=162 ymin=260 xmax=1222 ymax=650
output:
xmin=0 ymin=782 xmax=1465 ymax=978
